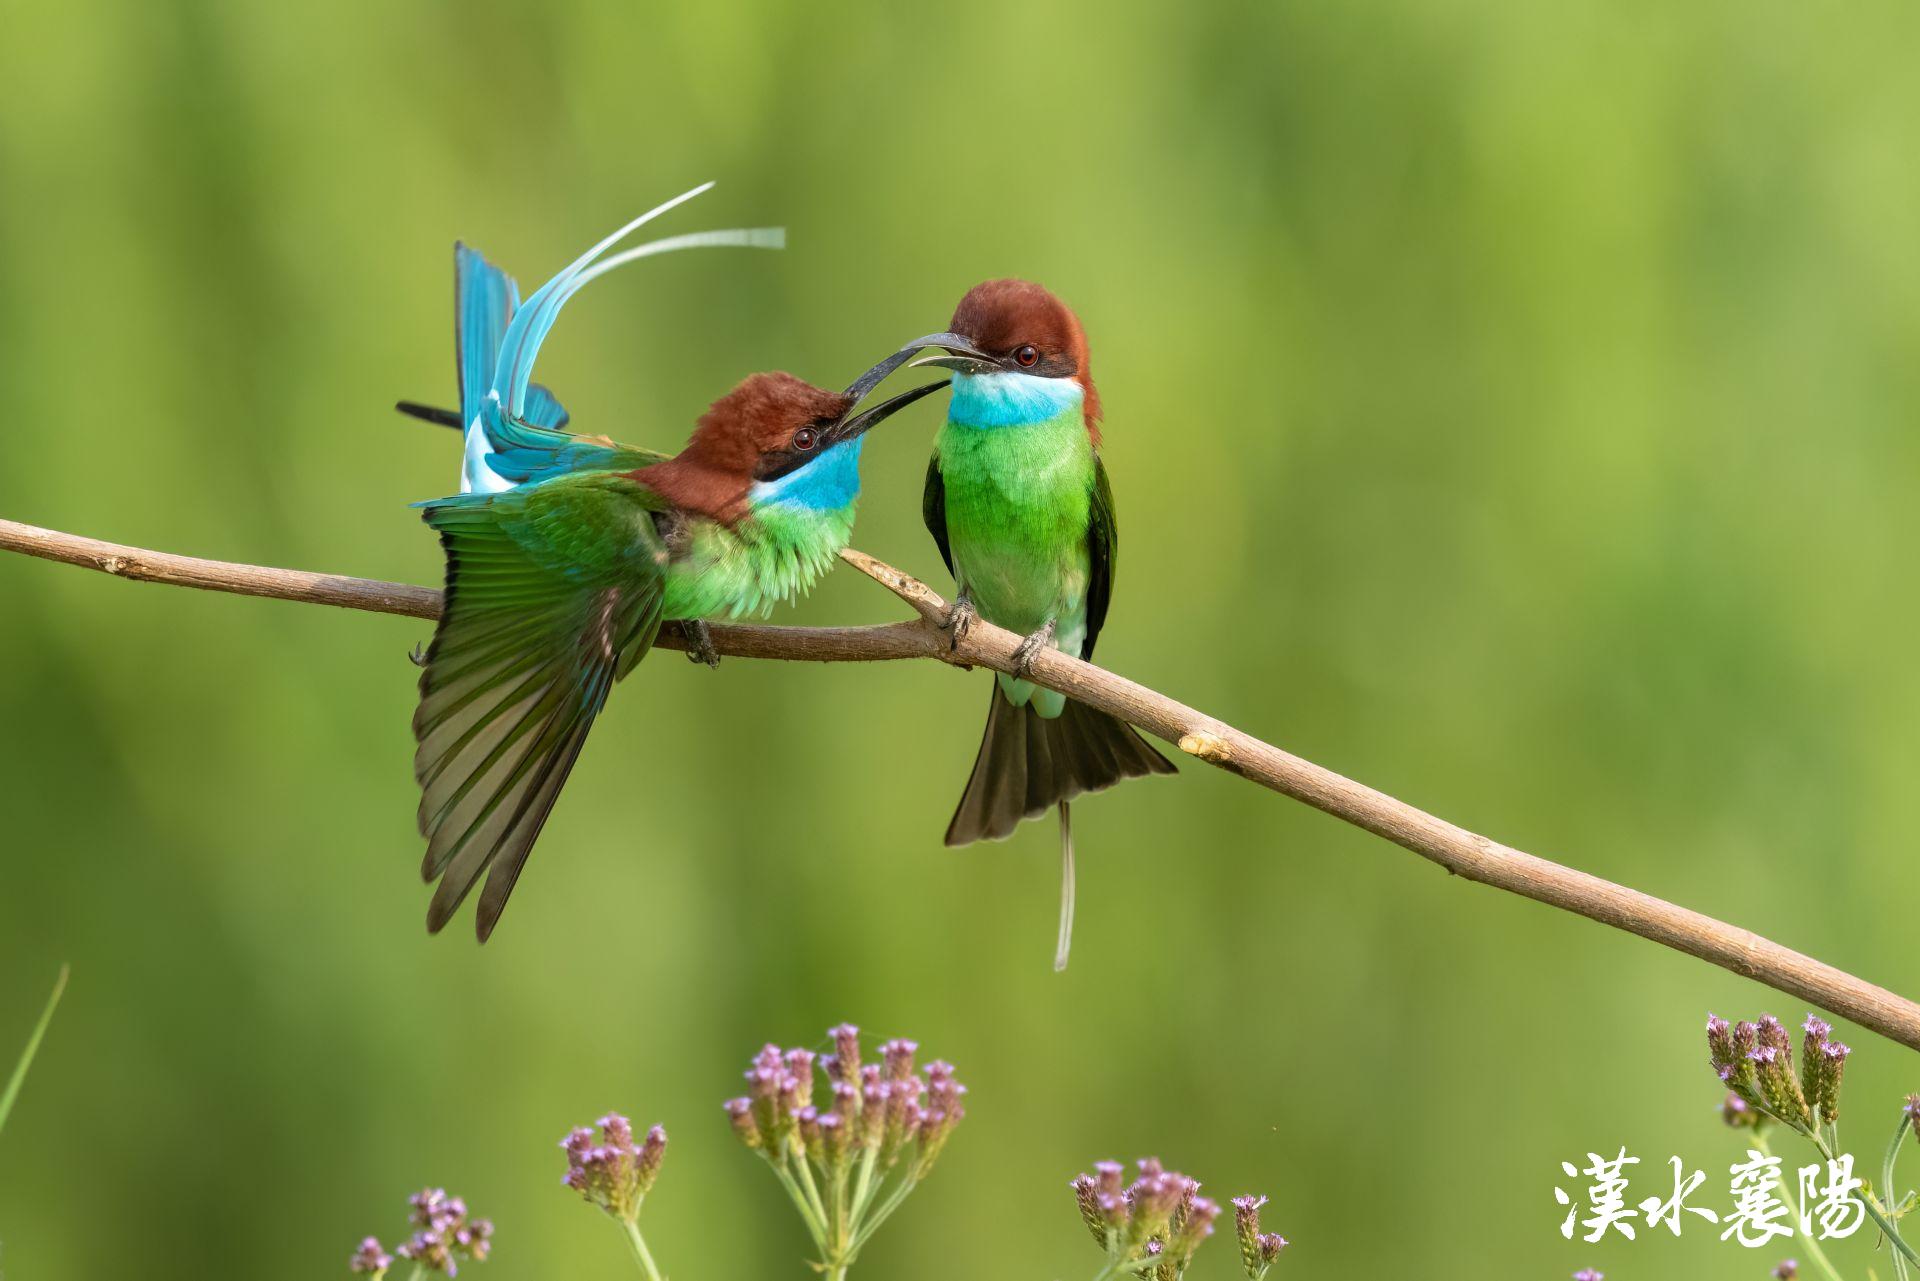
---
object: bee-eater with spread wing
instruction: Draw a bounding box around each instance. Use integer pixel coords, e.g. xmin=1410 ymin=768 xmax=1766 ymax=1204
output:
xmin=912 ymin=280 xmax=1176 ymax=970
xmin=403 ymin=192 xmax=944 ymax=939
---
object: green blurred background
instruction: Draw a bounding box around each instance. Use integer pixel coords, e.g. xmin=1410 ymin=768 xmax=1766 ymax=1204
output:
xmin=3 ymin=1 xmax=1918 ymax=1276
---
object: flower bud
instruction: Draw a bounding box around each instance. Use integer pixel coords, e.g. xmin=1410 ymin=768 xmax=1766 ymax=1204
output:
xmin=1071 ymin=1174 xmax=1108 ymax=1245
xmin=1814 ymin=1042 xmax=1850 ymax=1125
xmin=830 ymin=1024 xmax=862 ymax=1082
xmin=882 ymin=1038 xmax=918 ymax=1083
xmin=1749 ymin=1042 xmax=1813 ymax=1129
xmin=637 ymin=1125 xmax=667 ymax=1195
xmin=725 ymin=1097 xmax=763 ymax=1150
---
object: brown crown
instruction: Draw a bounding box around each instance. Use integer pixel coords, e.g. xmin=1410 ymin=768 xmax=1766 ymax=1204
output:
xmin=636 ymin=372 xmax=853 ymax=523
xmin=950 ymin=279 xmax=1102 ymax=443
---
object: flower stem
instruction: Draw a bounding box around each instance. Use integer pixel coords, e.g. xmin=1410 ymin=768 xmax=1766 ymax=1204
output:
xmin=848 ymin=1145 xmax=881 ymax=1224
xmin=769 ymin=1160 xmax=828 ymax=1250
xmin=1884 ymin=1111 xmax=1912 ymax=1281
xmin=619 ymin=1217 xmax=666 ymax=1281
xmin=847 ymin=1174 xmax=919 ymax=1255
xmin=1804 ymin=1125 xmax=1920 ymax=1267
xmin=1756 ymin=1133 xmax=1844 ymax=1281
xmin=792 ymin=1150 xmax=832 ymax=1233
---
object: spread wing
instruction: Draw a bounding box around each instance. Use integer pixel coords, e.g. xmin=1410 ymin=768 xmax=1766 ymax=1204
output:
xmin=413 ymin=472 xmax=668 ymax=940
xmin=1083 ymin=455 xmax=1117 ymax=661
xmin=922 ymin=451 xmax=953 ymax=579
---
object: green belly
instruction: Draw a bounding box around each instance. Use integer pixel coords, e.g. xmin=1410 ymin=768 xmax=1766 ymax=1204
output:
xmin=936 ymin=411 xmax=1095 ymax=714
xmin=662 ymin=501 xmax=856 ymax=621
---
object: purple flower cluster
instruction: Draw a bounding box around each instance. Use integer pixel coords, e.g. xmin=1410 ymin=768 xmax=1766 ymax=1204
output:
xmin=348 ymin=1237 xmax=392 ymax=1275
xmin=1572 ymin=1271 xmax=1604 ymax=1281
xmin=1707 ymin=1012 xmax=1849 ymax=1130
xmin=1069 ymin=1159 xmax=1220 ymax=1281
xmin=351 ymin=1188 xmax=491 ymax=1278
xmin=1230 ymin=1193 xmax=1288 ymax=1280
xmin=723 ymin=1024 xmax=966 ymax=1182
xmin=560 ymin=1113 xmax=667 ymax=1223
xmin=1772 ymin=1260 xmax=1799 ymax=1279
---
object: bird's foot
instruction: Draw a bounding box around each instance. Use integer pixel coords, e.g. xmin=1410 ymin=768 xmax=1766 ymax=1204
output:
xmin=683 ymin=619 xmax=722 ymax=669
xmin=1012 ymin=618 xmax=1058 ymax=679
xmin=943 ymin=592 xmax=977 ymax=653
xmin=408 ymin=642 xmax=429 ymax=668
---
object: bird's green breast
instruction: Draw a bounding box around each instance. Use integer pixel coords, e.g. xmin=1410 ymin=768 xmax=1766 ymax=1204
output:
xmin=661 ymin=500 xmax=857 ymax=621
xmin=936 ymin=408 xmax=1095 ymax=637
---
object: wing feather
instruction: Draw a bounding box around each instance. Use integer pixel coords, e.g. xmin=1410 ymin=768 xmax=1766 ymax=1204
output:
xmin=922 ymin=452 xmax=954 ymax=578
xmin=413 ymin=477 xmax=666 ymax=938
xmin=1084 ymin=456 xmax=1118 ymax=661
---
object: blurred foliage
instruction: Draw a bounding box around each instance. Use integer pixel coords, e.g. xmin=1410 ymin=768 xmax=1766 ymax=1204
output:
xmin=2 ymin=1 xmax=1918 ymax=1277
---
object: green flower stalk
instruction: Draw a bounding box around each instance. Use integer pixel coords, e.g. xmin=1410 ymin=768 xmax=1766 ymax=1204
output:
xmin=724 ymin=1025 xmax=966 ymax=1281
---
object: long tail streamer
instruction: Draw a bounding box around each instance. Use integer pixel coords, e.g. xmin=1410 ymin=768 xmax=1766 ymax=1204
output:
xmin=489 ymin=182 xmax=784 ymax=421
xmin=1055 ymin=800 xmax=1076 ymax=972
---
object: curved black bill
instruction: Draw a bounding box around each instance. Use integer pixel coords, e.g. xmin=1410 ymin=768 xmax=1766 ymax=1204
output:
xmin=842 ymin=332 xmax=992 ymax=401
xmin=904 ymin=331 xmax=998 ymax=376
xmin=826 ymin=377 xmax=950 ymax=446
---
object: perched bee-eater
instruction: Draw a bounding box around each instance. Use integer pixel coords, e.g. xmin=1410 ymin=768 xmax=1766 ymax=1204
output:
xmin=913 ymin=280 xmax=1175 ymax=969
xmin=404 ymin=193 xmax=943 ymax=939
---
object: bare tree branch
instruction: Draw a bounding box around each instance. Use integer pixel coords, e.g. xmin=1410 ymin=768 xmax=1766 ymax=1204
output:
xmin=7 ymin=514 xmax=1918 ymax=1052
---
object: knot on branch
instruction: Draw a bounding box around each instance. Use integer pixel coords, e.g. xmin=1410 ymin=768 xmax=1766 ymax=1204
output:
xmin=1178 ymin=732 xmax=1233 ymax=764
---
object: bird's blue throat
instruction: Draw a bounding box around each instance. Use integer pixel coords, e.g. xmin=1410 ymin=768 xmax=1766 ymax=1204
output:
xmin=748 ymin=436 xmax=865 ymax=512
xmin=949 ymin=371 xmax=1085 ymax=428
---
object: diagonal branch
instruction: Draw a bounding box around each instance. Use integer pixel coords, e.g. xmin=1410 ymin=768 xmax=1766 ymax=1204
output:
xmin=7 ymin=514 xmax=1919 ymax=1052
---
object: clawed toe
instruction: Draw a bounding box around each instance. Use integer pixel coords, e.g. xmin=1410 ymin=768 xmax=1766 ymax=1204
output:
xmin=1012 ymin=619 xmax=1057 ymax=679
xmin=944 ymin=595 xmax=977 ymax=652
xmin=683 ymin=619 xmax=722 ymax=669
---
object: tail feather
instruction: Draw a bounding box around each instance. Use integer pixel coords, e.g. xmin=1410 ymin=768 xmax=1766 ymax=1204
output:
xmin=944 ymin=691 xmax=1175 ymax=847
xmin=1054 ymin=800 xmax=1075 ymax=972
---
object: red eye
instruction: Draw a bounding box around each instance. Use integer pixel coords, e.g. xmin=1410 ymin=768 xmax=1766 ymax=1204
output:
xmin=793 ymin=427 xmax=818 ymax=451
xmin=1014 ymin=345 xmax=1039 ymax=368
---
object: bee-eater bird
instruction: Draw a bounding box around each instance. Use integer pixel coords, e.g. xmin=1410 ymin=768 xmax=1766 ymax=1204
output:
xmin=404 ymin=196 xmax=944 ymax=939
xmin=912 ymin=280 xmax=1176 ymax=970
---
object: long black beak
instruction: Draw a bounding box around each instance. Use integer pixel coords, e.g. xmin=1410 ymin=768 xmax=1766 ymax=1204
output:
xmin=825 ymin=377 xmax=950 ymax=446
xmin=842 ymin=332 xmax=995 ymax=400
xmin=904 ymin=331 xmax=999 ymax=376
